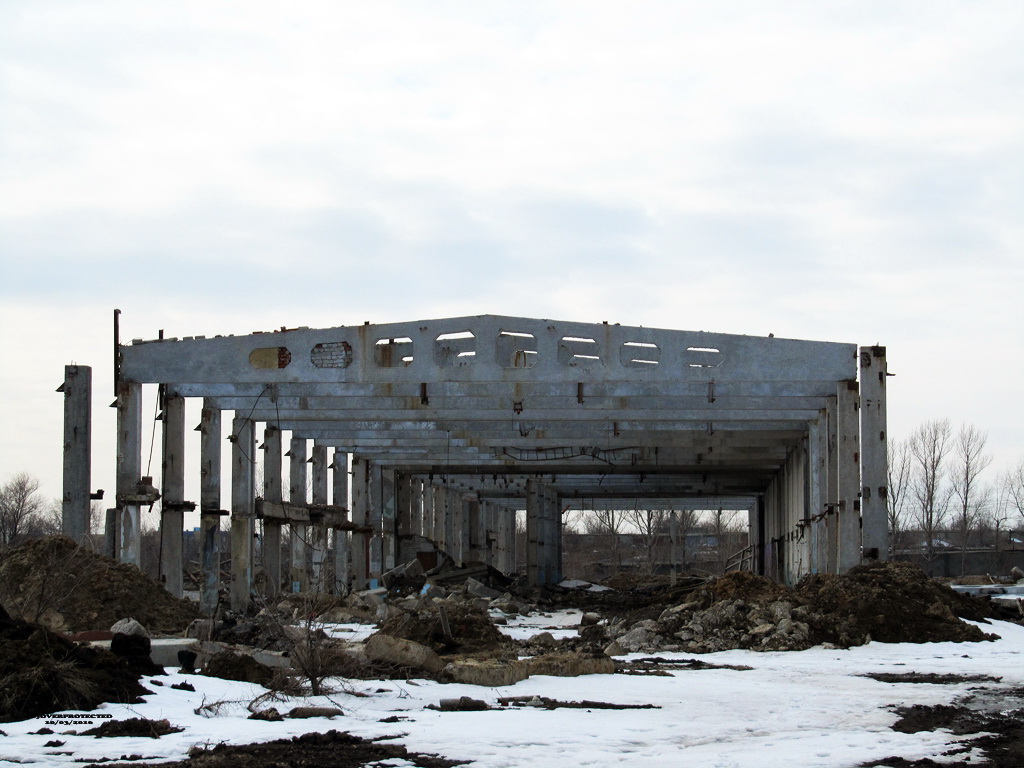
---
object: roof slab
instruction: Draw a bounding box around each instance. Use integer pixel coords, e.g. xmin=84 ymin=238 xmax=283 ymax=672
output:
xmin=120 ymin=314 xmax=857 ymax=504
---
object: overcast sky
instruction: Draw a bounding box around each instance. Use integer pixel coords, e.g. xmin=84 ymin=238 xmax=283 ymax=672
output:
xmin=2 ymin=1 xmax=1022 ymax=509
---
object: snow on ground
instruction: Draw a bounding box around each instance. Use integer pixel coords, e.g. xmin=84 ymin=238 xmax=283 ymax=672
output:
xmin=5 ymin=614 xmax=1024 ymax=768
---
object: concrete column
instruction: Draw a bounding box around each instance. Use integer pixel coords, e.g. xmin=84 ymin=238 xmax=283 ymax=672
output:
xmin=808 ymin=415 xmax=826 ymax=574
xmin=467 ymin=497 xmax=484 ymax=563
xmin=825 ymin=396 xmax=839 ymax=573
xmin=368 ymin=462 xmax=384 ymax=583
xmin=288 ymin=437 xmax=308 ymax=593
xmin=543 ymin=485 xmax=562 ymax=584
xmin=381 ymin=468 xmax=398 ymax=571
xmin=262 ymin=426 xmax=283 ymax=598
xmin=230 ymin=417 xmax=255 ymax=611
xmin=310 ymin=444 xmax=329 ymax=589
xmin=433 ymin=485 xmax=447 ymax=546
xmin=199 ymin=401 xmax=222 ymax=616
xmin=332 ymin=449 xmax=350 ymax=595
xmin=61 ymin=364 xmax=91 ymax=544
xmin=526 ymin=480 xmax=546 ymax=585
xmin=411 ymin=479 xmax=424 ymax=537
xmin=159 ymin=395 xmax=186 ymax=597
xmin=860 ymin=346 xmax=889 ymax=561
xmin=481 ymin=502 xmax=496 ymax=566
xmin=421 ymin=483 xmax=435 ymax=541
xmin=350 ymin=457 xmax=369 ymax=590
xmin=444 ymin=488 xmax=458 ymax=557
xmin=116 ymin=380 xmax=142 ymax=565
xmin=837 ymin=380 xmax=861 ymax=572
xmin=495 ymin=506 xmax=515 ymax=574
xmin=396 ymin=474 xmax=412 ymax=538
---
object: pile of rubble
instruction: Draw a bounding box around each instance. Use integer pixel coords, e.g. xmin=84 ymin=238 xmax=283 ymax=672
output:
xmin=0 ymin=536 xmax=200 ymax=634
xmin=0 ymin=603 xmax=153 ymax=722
xmin=601 ymin=561 xmax=1003 ymax=655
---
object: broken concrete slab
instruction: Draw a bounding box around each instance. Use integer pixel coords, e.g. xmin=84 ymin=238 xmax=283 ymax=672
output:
xmin=364 ymin=632 xmax=445 ymax=675
xmin=441 ymin=659 xmax=530 ymax=687
xmin=525 ymin=652 xmax=615 ymax=677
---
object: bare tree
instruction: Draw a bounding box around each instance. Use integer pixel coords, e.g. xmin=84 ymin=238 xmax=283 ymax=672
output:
xmin=585 ymin=507 xmax=626 ymax=570
xmin=0 ymin=473 xmax=45 ymax=547
xmin=949 ymin=424 xmax=992 ymax=568
xmin=909 ymin=419 xmax=953 ymax=561
xmin=1003 ymin=459 xmax=1024 ymax=522
xmin=886 ymin=438 xmax=913 ymax=552
xmin=627 ymin=507 xmax=667 ymax=574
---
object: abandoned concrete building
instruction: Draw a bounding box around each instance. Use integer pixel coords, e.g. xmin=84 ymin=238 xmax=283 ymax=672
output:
xmin=60 ymin=314 xmax=889 ymax=612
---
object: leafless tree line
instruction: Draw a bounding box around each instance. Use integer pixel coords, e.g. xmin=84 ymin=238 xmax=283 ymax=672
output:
xmin=887 ymin=419 xmax=1024 ymax=559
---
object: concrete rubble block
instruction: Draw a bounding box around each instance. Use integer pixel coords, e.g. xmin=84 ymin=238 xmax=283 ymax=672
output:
xmin=531 ymin=631 xmax=557 ymax=648
xmin=437 ymin=696 xmax=490 ymax=711
xmin=287 ymin=706 xmax=344 ymax=719
xmin=603 ymin=640 xmax=625 ymax=657
xmin=441 ymin=659 xmax=530 ymax=687
xmin=110 ymin=618 xmax=149 ymax=638
xmin=363 ymin=632 xmax=446 ymax=675
xmin=580 ymin=612 xmax=601 ymax=627
xmin=615 ymin=626 xmax=654 ymax=653
xmin=185 ymin=619 xmax=213 ymax=641
xmin=525 ymin=652 xmax=616 ymax=677
xmin=465 ymin=577 xmax=504 ymax=600
xmin=382 ymin=558 xmax=426 ymax=588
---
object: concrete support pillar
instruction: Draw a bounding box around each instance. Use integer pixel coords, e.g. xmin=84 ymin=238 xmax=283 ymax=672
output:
xmin=310 ymin=444 xmax=329 ymax=589
xmin=527 ymin=481 xmax=561 ymax=585
xmin=381 ymin=469 xmax=399 ymax=571
xmin=350 ymin=457 xmax=369 ymax=590
xmin=481 ymin=502 xmax=496 ymax=566
xmin=434 ymin=485 xmax=448 ymax=546
xmin=395 ymin=474 xmax=412 ymax=538
xmin=411 ymin=479 xmax=424 ymax=537
xmin=860 ymin=346 xmax=889 ymax=561
xmin=61 ymin=364 xmax=92 ymax=544
xmin=825 ymin=397 xmax=839 ymax=573
xmin=116 ymin=380 xmax=142 ymax=565
xmin=459 ymin=495 xmax=473 ymax=565
xmin=159 ymin=395 xmax=186 ymax=598
xmin=422 ymin=483 xmax=435 ymax=541
xmin=288 ymin=437 xmax=308 ymax=593
xmin=467 ymin=497 xmax=484 ymax=563
xmin=230 ymin=417 xmax=255 ymax=611
xmin=837 ymin=380 xmax=861 ymax=572
xmin=444 ymin=488 xmax=458 ymax=557
xmin=199 ymin=401 xmax=222 ymax=616
xmin=808 ymin=416 xmax=827 ymax=574
xmin=262 ymin=426 xmax=283 ymax=598
xmin=494 ymin=506 xmax=515 ymax=574
xmin=368 ymin=462 xmax=384 ymax=583
xmin=332 ymin=449 xmax=350 ymax=595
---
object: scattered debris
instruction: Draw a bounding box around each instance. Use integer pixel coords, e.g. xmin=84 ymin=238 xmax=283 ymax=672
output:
xmin=81 ymin=729 xmax=468 ymax=768
xmin=81 ymin=717 xmax=183 ymax=738
xmin=432 ymin=697 xmax=490 ymax=712
xmin=200 ymin=651 xmax=274 ymax=687
xmin=286 ymin=706 xmax=344 ymax=719
xmin=497 ymin=695 xmax=659 ymax=710
xmin=861 ymin=672 xmax=1002 ymax=685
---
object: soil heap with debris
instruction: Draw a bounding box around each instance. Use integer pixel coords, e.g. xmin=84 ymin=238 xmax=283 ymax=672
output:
xmin=603 ymin=561 xmax=1003 ymax=655
xmin=0 ymin=536 xmax=200 ymax=634
xmin=0 ymin=603 xmax=151 ymax=722
xmin=377 ymin=599 xmax=511 ymax=657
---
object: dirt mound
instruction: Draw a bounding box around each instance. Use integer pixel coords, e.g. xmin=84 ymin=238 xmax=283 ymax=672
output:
xmin=0 ymin=603 xmax=151 ymax=722
xmin=794 ymin=560 xmax=996 ymax=645
xmin=710 ymin=571 xmax=786 ymax=602
xmin=378 ymin=601 xmax=508 ymax=655
xmin=605 ymin=562 xmax=1003 ymax=655
xmin=84 ymin=729 xmax=465 ymax=768
xmin=0 ymin=536 xmax=200 ymax=634
xmin=82 ymin=717 xmax=183 ymax=738
xmin=201 ymin=651 xmax=275 ymax=686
